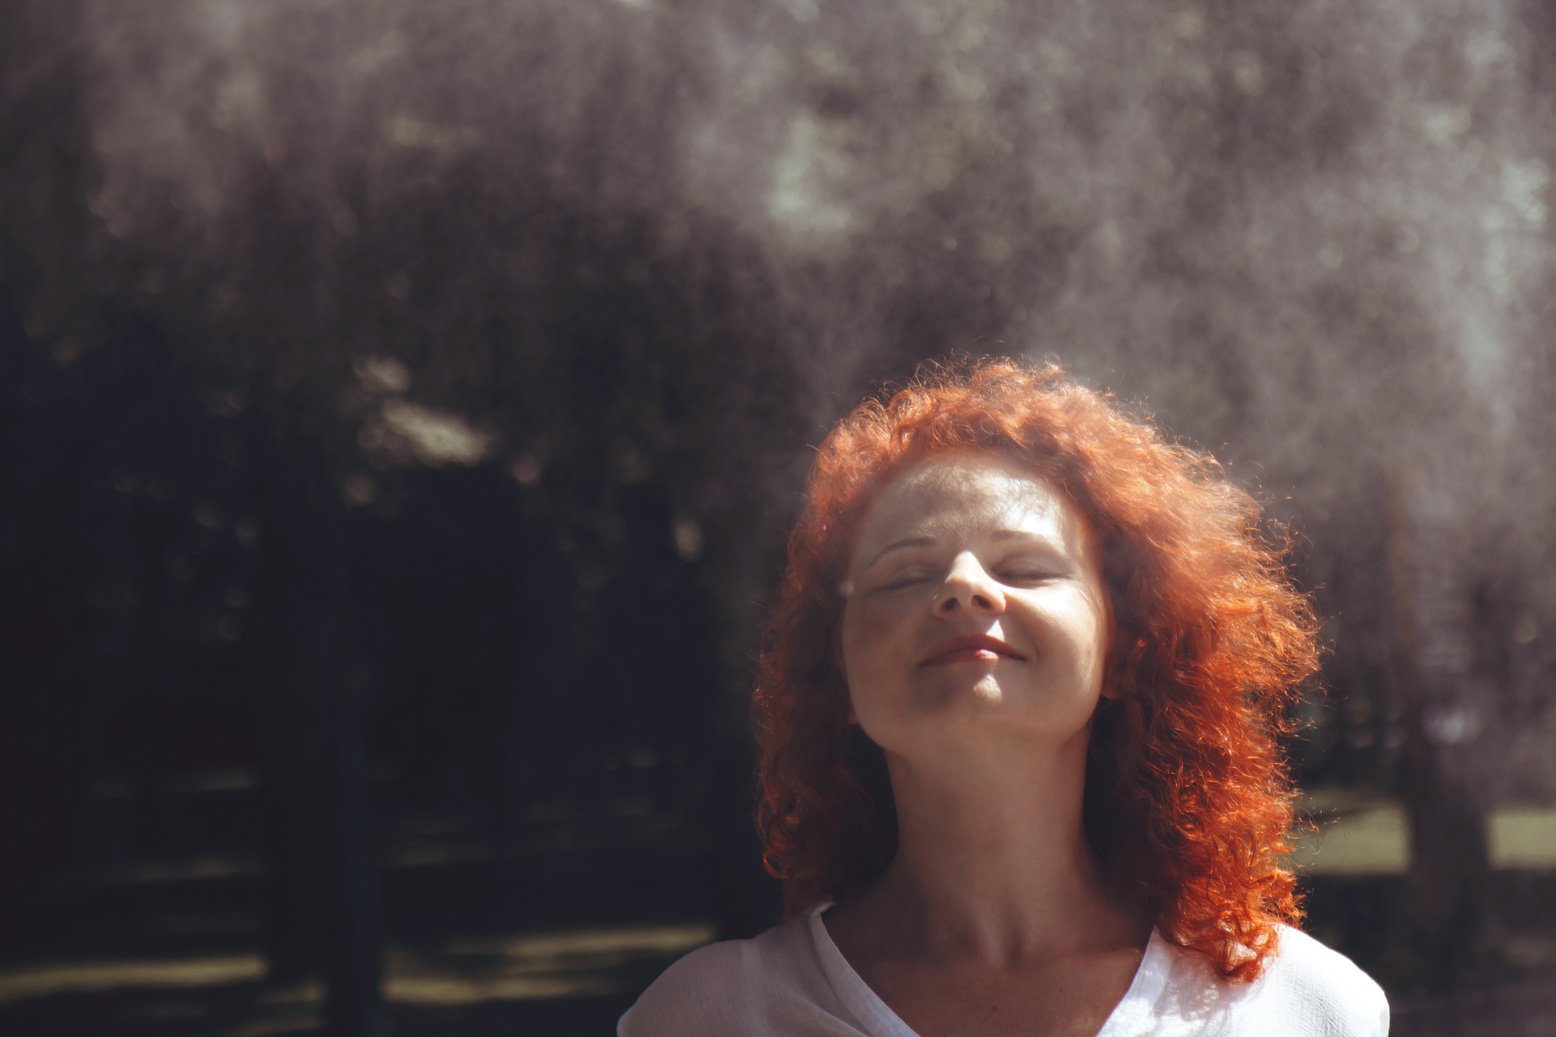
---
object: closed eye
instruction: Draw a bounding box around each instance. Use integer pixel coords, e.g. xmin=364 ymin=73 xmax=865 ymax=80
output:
xmin=999 ymin=571 xmax=1058 ymax=584
xmin=876 ymin=571 xmax=935 ymax=591
xmin=997 ymin=560 xmax=1067 ymax=583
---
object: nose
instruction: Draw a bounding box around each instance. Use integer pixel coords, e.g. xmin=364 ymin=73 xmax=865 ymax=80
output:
xmin=934 ymin=552 xmax=1005 ymax=616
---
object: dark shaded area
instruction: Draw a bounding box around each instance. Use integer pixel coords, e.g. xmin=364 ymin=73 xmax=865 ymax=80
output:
xmin=3 ymin=1 xmax=1554 ymax=1034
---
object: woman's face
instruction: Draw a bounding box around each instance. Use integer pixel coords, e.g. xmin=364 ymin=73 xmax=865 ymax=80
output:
xmin=838 ymin=451 xmax=1112 ymax=757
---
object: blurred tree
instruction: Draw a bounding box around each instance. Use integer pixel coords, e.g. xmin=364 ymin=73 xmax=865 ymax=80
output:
xmin=4 ymin=2 xmax=1555 ymax=1031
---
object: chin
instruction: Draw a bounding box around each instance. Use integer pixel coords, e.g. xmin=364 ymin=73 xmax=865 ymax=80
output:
xmin=932 ymin=682 xmax=1098 ymax=734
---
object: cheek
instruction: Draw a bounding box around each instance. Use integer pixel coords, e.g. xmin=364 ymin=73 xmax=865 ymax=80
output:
xmin=839 ymin=600 xmax=901 ymax=693
xmin=846 ymin=597 xmax=896 ymax=663
xmin=1073 ymin=595 xmax=1112 ymax=695
xmin=839 ymin=609 xmax=899 ymax=735
xmin=838 ymin=607 xmax=869 ymax=687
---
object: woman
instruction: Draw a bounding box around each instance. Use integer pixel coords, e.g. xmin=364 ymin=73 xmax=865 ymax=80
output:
xmin=620 ymin=358 xmax=1388 ymax=1036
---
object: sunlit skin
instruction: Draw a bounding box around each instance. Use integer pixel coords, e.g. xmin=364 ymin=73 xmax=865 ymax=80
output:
xmin=839 ymin=451 xmax=1113 ymax=748
xmin=827 ymin=452 xmax=1149 ymax=1037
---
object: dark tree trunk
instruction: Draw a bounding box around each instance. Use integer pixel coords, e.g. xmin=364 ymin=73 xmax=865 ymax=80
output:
xmin=252 ymin=431 xmax=382 ymax=1035
xmin=1386 ymin=473 xmax=1489 ymax=987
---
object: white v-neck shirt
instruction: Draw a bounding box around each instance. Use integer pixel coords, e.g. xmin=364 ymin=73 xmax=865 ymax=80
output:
xmin=619 ymin=901 xmax=1389 ymax=1036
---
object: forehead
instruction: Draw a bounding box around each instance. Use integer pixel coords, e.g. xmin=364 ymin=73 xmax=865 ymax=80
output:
xmin=851 ymin=452 xmax=1087 ymax=556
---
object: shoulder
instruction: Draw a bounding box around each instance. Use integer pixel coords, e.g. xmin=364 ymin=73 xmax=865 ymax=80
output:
xmin=616 ymin=912 xmax=829 ymax=1037
xmin=1227 ymin=926 xmax=1390 ymax=1036
xmin=617 ymin=937 xmax=760 ymax=1037
xmin=1141 ymin=926 xmax=1388 ymax=1037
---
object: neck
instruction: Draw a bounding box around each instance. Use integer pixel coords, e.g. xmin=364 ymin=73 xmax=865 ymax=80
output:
xmin=860 ymin=730 xmax=1145 ymax=965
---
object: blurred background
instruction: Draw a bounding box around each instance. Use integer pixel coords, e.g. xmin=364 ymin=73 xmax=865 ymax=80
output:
xmin=2 ymin=1 xmax=1554 ymax=1034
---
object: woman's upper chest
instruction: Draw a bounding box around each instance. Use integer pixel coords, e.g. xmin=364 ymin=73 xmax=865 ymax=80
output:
xmin=849 ymin=946 xmax=1146 ymax=1037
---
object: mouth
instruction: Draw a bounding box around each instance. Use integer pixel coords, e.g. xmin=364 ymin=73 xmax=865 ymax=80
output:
xmin=918 ymin=635 xmax=1027 ymax=667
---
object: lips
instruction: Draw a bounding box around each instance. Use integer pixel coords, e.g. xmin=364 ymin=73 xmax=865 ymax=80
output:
xmin=918 ymin=634 xmax=1027 ymax=666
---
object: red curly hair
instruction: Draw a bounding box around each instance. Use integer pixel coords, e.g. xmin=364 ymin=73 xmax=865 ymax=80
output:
xmin=753 ymin=357 xmax=1319 ymax=980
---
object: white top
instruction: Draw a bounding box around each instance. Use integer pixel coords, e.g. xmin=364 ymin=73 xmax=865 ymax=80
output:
xmin=618 ymin=901 xmax=1389 ymax=1036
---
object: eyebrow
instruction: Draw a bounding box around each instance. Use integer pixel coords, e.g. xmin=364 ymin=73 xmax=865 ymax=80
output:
xmin=862 ymin=528 xmax=1067 ymax=569
xmin=864 ymin=535 xmax=937 ymax=569
xmin=991 ymin=528 xmax=1058 ymax=544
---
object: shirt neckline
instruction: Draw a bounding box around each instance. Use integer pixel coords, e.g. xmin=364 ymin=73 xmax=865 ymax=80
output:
xmin=804 ymin=899 xmax=1172 ymax=1037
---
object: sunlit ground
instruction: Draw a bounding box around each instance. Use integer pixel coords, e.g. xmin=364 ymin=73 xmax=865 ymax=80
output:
xmin=3 ymin=794 xmax=1553 ymax=1036
xmin=382 ymin=922 xmax=714 ymax=1008
xmin=0 ymin=921 xmax=713 ymax=1036
xmin=1292 ymin=794 xmax=1556 ymax=873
